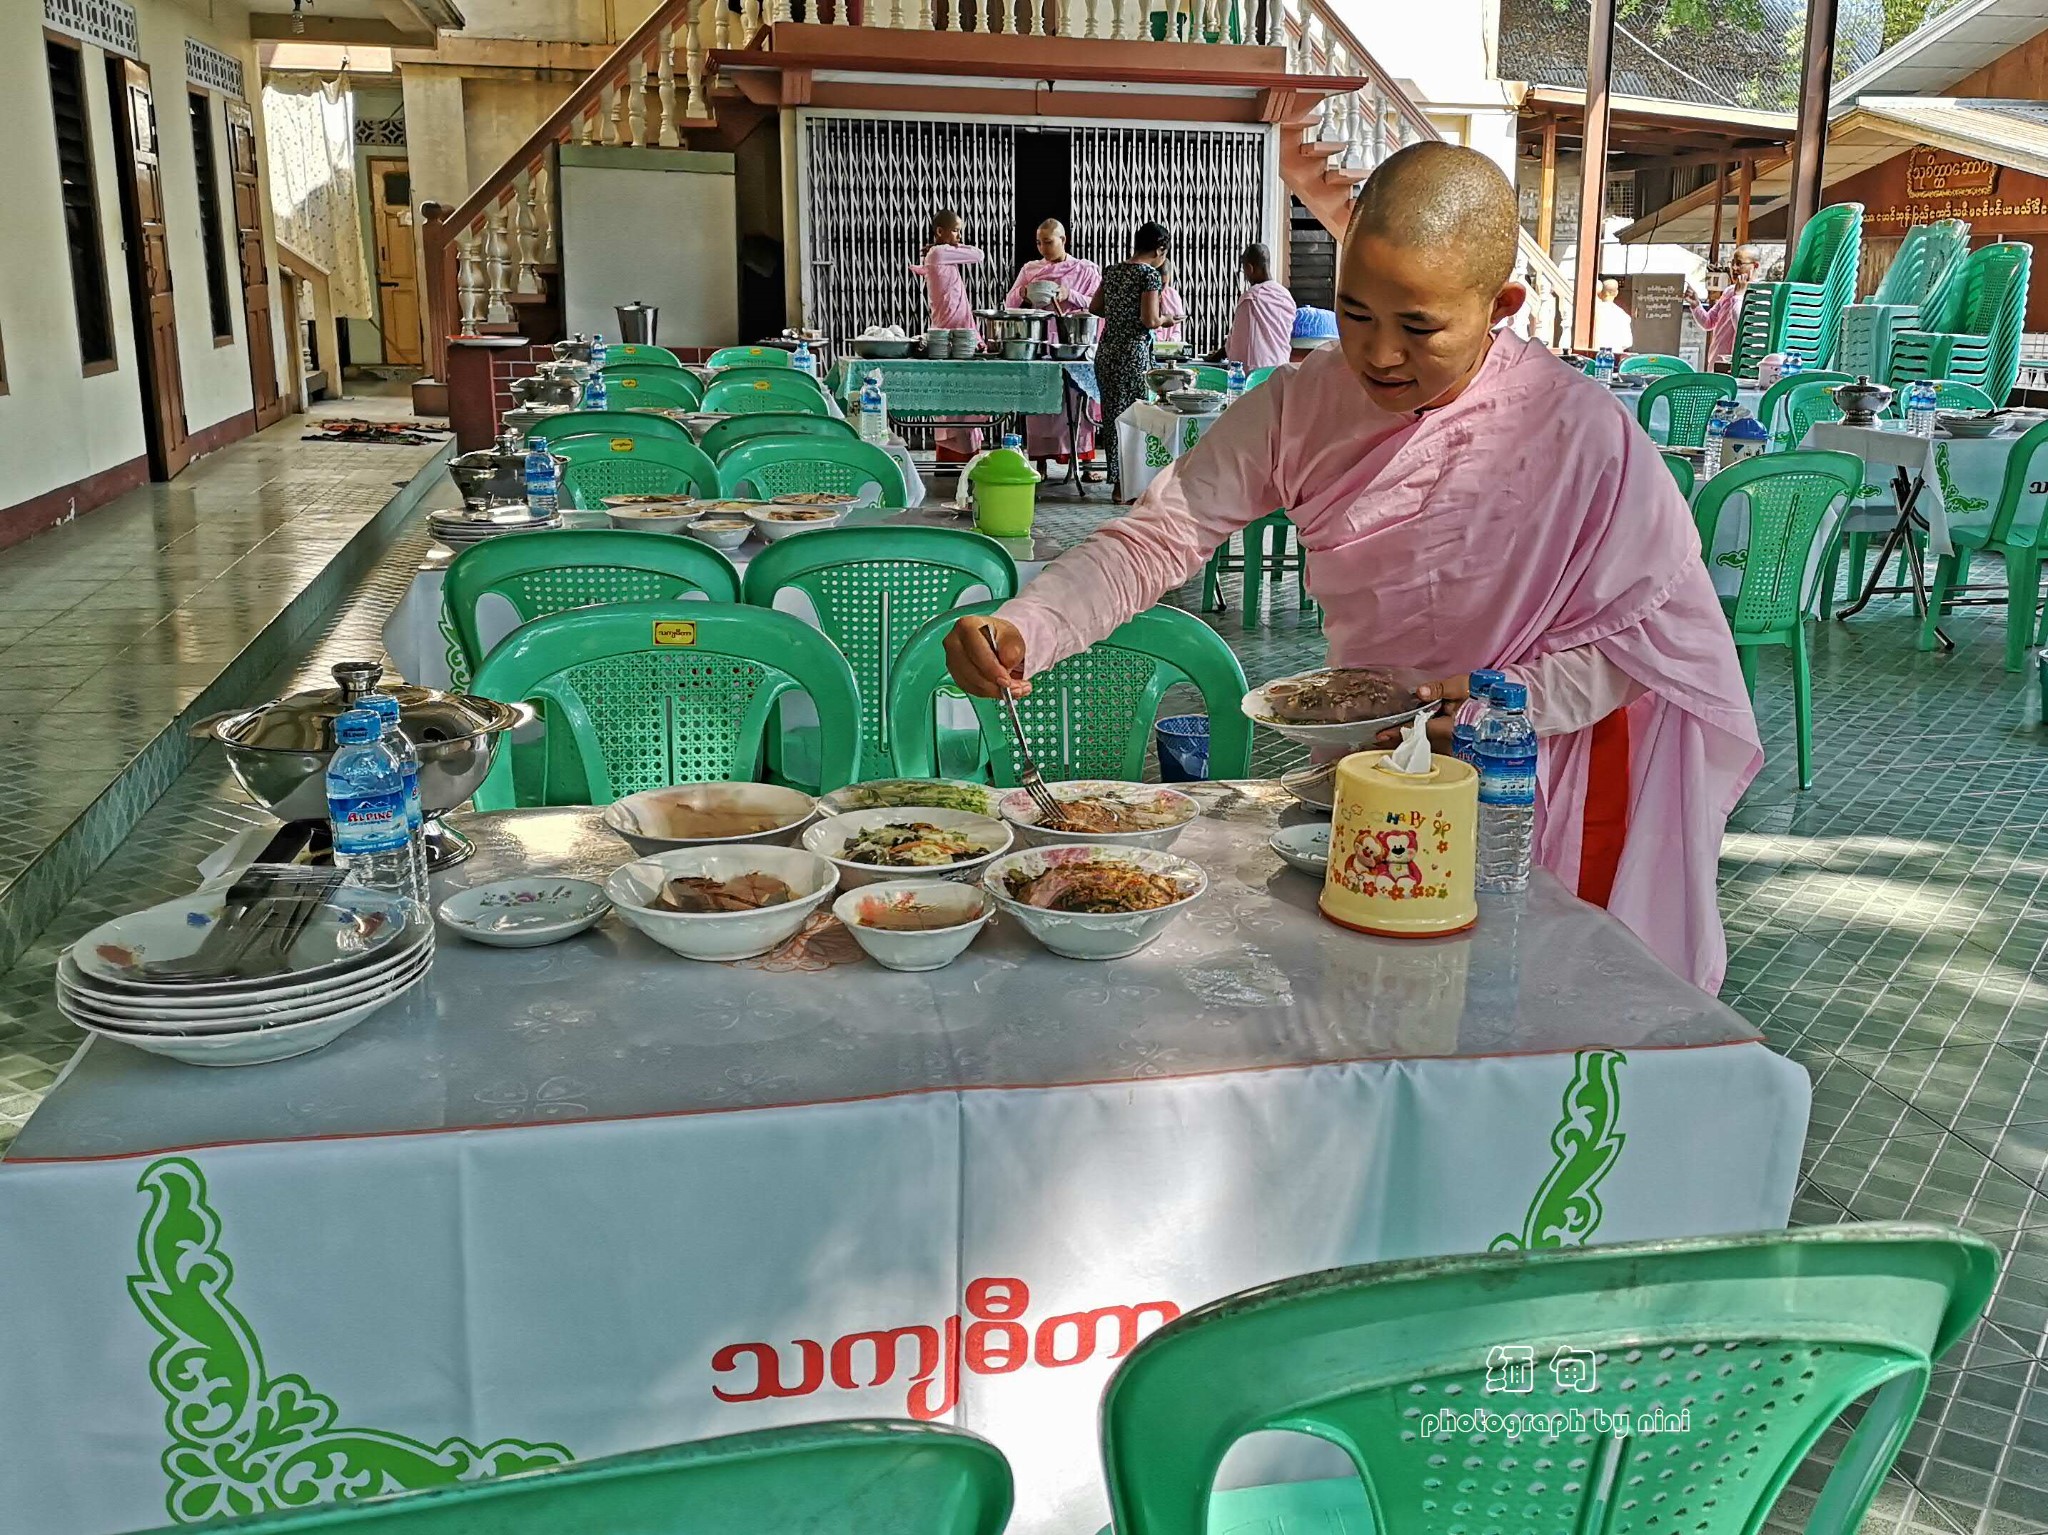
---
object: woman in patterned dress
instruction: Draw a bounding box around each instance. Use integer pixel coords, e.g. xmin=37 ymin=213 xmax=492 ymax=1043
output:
xmin=1090 ymin=222 xmax=1170 ymax=499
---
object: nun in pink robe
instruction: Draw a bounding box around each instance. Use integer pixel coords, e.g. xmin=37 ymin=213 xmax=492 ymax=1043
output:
xmin=995 ymin=334 xmax=1761 ymax=993
xmin=1005 ymin=252 xmax=1104 ymax=460
xmin=1223 ymin=280 xmax=1298 ymax=370
xmin=912 ymin=234 xmax=986 ymax=459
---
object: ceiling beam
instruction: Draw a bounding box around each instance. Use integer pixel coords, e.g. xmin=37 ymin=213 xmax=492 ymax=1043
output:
xmin=249 ymin=14 xmax=433 ymax=46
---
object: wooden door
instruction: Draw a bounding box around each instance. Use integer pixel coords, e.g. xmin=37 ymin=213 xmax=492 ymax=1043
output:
xmin=225 ymin=100 xmax=286 ymax=428
xmin=370 ymin=161 xmax=423 ymax=366
xmin=107 ymin=57 xmax=191 ymax=477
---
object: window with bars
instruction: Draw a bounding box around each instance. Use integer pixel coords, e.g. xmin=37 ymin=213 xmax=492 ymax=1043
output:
xmin=189 ymin=92 xmax=235 ymax=341
xmin=46 ymin=37 xmax=116 ymax=371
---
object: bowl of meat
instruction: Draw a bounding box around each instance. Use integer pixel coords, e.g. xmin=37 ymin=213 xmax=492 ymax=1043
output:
xmin=996 ymin=780 xmax=1199 ymax=851
xmin=1241 ymin=666 xmax=1430 ymax=748
xmin=747 ymin=503 xmax=851 ymax=542
xmin=982 ymin=845 xmax=1207 ymax=960
xmin=832 ymin=880 xmax=990 ymax=971
xmin=602 ymin=782 xmax=817 ymax=855
xmin=605 ymin=846 xmax=839 ymax=961
xmin=802 ymin=807 xmax=1013 ymax=890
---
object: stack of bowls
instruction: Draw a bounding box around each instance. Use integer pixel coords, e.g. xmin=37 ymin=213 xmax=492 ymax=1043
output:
xmin=925 ymin=329 xmax=953 ymax=359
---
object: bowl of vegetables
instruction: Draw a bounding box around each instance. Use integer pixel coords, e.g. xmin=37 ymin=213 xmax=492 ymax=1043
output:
xmin=605 ymin=846 xmax=838 ymax=961
xmin=832 ymin=880 xmax=989 ymax=971
xmin=982 ymin=844 xmax=1206 ymax=960
xmin=817 ymin=779 xmax=1003 ymax=820
xmin=996 ymin=781 xmax=1198 ymax=851
xmin=802 ymin=806 xmax=1013 ymax=890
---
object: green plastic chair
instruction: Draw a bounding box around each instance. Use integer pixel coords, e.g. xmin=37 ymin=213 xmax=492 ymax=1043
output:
xmin=718 ymin=436 xmax=910 ymax=507
xmin=701 ymin=411 xmax=857 ymax=461
xmin=1921 ymin=420 xmax=2048 ymax=668
xmin=1888 ymin=242 xmax=2033 ymax=404
xmin=1189 ymin=365 xmax=1231 ymax=392
xmin=1694 ymin=449 xmax=1863 ymax=788
xmin=1781 ymin=377 xmax=1846 ymax=449
xmin=127 ymin=1420 xmax=1014 ymax=1534
xmin=1731 ymin=204 xmax=1863 ymax=377
xmin=1835 ymin=219 xmax=1970 ymax=381
xmin=1756 ymin=371 xmax=1855 ymax=449
xmin=1099 ymin=1223 xmax=1995 ymax=1535
xmin=1661 ymin=451 xmax=1696 ymax=498
xmin=887 ymin=600 xmax=1252 ymax=783
xmin=715 ymin=364 xmax=829 ymax=397
xmin=1202 ymin=511 xmax=1318 ymax=630
xmin=530 ymin=409 xmax=693 ymax=446
xmin=602 ymin=342 xmax=685 ymax=369
xmin=1619 ymin=353 xmax=1693 ymax=377
xmin=708 ymin=344 xmax=794 ymax=369
xmin=703 ymin=373 xmax=836 ymax=417
xmin=1246 ymin=365 xmax=1279 ymax=390
xmin=470 ymin=601 xmax=865 ymax=807
xmin=601 ymin=366 xmax=705 ymax=410
xmin=557 ymin=434 xmax=720 ymax=509
xmin=743 ymin=527 xmax=1018 ymax=784
xmin=1636 ymin=372 xmax=1736 ymax=449
xmin=1887 ymin=379 xmax=1999 ymax=417
xmin=442 ymin=529 xmax=741 ymax=685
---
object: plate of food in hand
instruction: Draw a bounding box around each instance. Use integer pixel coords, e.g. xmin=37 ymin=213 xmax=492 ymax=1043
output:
xmin=602 ymin=782 xmax=817 ymax=854
xmin=982 ymin=845 xmax=1206 ymax=960
xmin=1241 ymin=666 xmax=1430 ymax=747
xmin=605 ymin=846 xmax=839 ymax=961
xmin=802 ymin=807 xmax=1014 ymax=888
xmin=996 ymin=781 xmax=1198 ymax=851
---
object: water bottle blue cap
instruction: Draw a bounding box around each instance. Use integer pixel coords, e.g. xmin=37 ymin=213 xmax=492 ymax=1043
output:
xmin=1470 ymin=669 xmax=1505 ymax=689
xmin=1002 ymin=433 xmax=1023 ymax=448
xmin=1495 ymin=681 xmax=1529 ymax=709
xmin=361 ymin=693 xmax=400 ymax=721
xmin=333 ymin=710 xmax=380 ymax=745
xmin=529 ymin=436 xmax=548 ymax=450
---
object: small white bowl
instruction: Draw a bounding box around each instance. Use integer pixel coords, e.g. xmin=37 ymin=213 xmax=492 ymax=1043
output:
xmin=438 ymin=876 xmax=611 ymax=947
xmin=772 ymin=491 xmax=862 ymax=513
xmin=605 ymin=846 xmax=838 ymax=962
xmin=818 ymin=779 xmax=1003 ymax=820
xmin=833 ymin=881 xmax=989 ymax=972
xmin=688 ymin=516 xmax=752 ymax=552
xmin=982 ymin=844 xmax=1206 ymax=961
xmin=1269 ymin=823 xmax=1331 ymax=877
xmin=803 ymin=806 xmax=1013 ymax=890
xmin=996 ymin=780 xmax=1198 ymax=851
xmin=602 ymin=782 xmax=817 ymax=855
xmin=747 ymin=505 xmax=850 ymax=542
xmin=604 ymin=500 xmax=705 ymax=534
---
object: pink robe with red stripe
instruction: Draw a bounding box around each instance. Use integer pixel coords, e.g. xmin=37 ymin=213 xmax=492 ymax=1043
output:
xmin=997 ymin=336 xmax=1761 ymax=993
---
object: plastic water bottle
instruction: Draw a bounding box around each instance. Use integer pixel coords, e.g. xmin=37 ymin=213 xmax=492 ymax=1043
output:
xmin=524 ymin=436 xmax=559 ymax=517
xmin=1475 ymin=681 xmax=1537 ymax=893
xmin=588 ymin=332 xmax=607 ymax=372
xmin=858 ymin=371 xmax=890 ymax=445
xmin=325 ymin=710 xmax=413 ymax=899
xmin=360 ymin=693 xmax=428 ymax=907
xmin=1908 ymin=379 xmax=1938 ymax=436
xmin=1227 ymin=361 xmax=1247 ymax=400
xmin=1001 ymin=431 xmax=1025 ymax=453
xmin=583 ymin=368 xmax=608 ymax=410
xmin=1452 ymin=669 xmax=1505 ymax=766
xmin=1780 ymin=351 xmax=1804 ymax=380
xmin=792 ymin=340 xmax=818 ymax=379
xmin=1703 ymin=399 xmax=1735 ymax=477
xmin=1593 ymin=348 xmax=1616 ymax=388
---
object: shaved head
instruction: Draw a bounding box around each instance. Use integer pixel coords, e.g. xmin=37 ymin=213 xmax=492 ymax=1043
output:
xmin=1347 ymin=141 xmax=1520 ymax=293
xmin=1037 ymin=219 xmax=1066 ymax=238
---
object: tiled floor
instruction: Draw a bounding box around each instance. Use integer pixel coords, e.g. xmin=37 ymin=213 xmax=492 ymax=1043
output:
xmin=1 ymin=473 xmax=2046 ymax=1534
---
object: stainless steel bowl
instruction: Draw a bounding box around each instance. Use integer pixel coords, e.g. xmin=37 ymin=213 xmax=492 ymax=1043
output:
xmin=191 ymin=661 xmax=532 ymax=867
xmin=1145 ymin=367 xmax=1197 ymax=400
xmin=1832 ymin=375 xmax=1894 ymax=426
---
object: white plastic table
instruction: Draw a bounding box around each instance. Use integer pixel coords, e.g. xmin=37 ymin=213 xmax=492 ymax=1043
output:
xmin=1116 ymin=398 xmax=1222 ymax=501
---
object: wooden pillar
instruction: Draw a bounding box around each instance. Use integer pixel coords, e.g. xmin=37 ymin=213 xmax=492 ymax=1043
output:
xmin=1709 ymin=160 xmax=1727 ymax=267
xmin=1786 ymin=0 xmax=1840 ymax=249
xmin=1537 ymin=114 xmax=1559 ymax=257
xmin=1570 ymin=0 xmax=1617 ymax=350
xmin=1735 ymin=156 xmax=1754 ymax=244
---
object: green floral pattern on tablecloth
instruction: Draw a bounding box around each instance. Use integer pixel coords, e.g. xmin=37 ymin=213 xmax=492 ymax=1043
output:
xmin=826 ymin=359 xmax=1066 ymax=417
xmin=438 ymin=606 xmax=470 ymax=690
xmin=1935 ymin=443 xmax=1992 ymax=517
xmin=1493 ymin=1049 xmax=1626 ymax=1251
xmin=1145 ymin=433 xmax=1173 ymax=468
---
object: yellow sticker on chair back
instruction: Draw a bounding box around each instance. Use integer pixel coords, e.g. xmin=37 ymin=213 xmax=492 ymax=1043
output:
xmin=752 ymin=379 xmax=771 ymax=390
xmin=652 ymin=620 xmax=697 ymax=647
xmin=609 ymin=437 xmax=635 ymax=452
xmin=618 ymin=377 xmax=639 ymax=388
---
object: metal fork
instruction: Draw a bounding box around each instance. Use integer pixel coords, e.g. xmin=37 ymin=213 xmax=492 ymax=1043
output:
xmin=977 ymin=625 xmax=1071 ymax=831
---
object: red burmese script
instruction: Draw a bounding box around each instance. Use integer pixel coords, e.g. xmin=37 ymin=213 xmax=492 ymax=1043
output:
xmin=710 ymin=1276 xmax=1181 ymax=1418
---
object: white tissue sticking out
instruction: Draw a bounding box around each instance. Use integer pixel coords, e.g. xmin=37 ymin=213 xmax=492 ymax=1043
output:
xmin=1385 ymin=704 xmax=1438 ymax=776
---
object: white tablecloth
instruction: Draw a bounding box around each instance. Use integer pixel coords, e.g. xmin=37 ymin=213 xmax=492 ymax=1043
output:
xmin=1116 ymin=399 xmax=1223 ymax=501
xmin=0 ymin=789 xmax=1806 ymax=1535
xmin=1801 ymin=420 xmax=2032 ymax=557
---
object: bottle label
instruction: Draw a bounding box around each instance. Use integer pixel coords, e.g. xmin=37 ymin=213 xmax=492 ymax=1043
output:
xmin=332 ymin=791 xmax=410 ymax=855
xmin=403 ymin=768 xmax=423 ymax=831
xmin=1477 ymin=751 xmax=1537 ymax=807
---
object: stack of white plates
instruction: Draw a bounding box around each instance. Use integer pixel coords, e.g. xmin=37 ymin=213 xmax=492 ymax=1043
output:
xmin=430 ymin=507 xmax=563 ymax=547
xmin=56 ymin=873 xmax=434 ymax=1067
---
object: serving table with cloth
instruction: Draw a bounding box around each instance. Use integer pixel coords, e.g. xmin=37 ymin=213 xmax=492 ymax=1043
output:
xmin=0 ymin=786 xmax=1807 ymax=1535
xmin=1116 ymin=397 xmax=1224 ymax=501
xmin=826 ymin=358 xmax=1067 ymax=437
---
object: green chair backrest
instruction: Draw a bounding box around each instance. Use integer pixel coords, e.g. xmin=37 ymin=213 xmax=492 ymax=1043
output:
xmin=603 ymin=342 xmax=685 ymax=368
xmin=1189 ymin=364 xmax=1232 ymax=392
xmin=1620 ymin=353 xmax=1693 ymax=376
xmin=1694 ymin=449 xmax=1864 ymax=633
xmin=1919 ymin=379 xmax=1999 ymax=414
xmin=702 ymin=373 xmax=835 ymax=417
xmin=742 ymin=527 xmax=1018 ymax=781
xmin=128 ymin=1419 xmax=1014 ymax=1533
xmin=443 ymin=529 xmax=741 ymax=683
xmin=1983 ymin=420 xmax=2048 ymax=547
xmin=1956 ymin=242 xmax=2032 ymax=402
xmin=1099 ymin=1224 xmax=1995 ymax=1535
xmin=1245 ymin=365 xmax=1279 ymax=390
xmin=886 ymin=600 xmax=1252 ymax=782
xmin=718 ymin=436 xmax=911 ymax=507
xmin=709 ymin=344 xmax=794 ymax=369
xmin=715 ymin=364 xmax=829 ymax=397
xmin=1870 ymin=220 xmax=1970 ymax=306
xmin=1661 ymin=450 xmax=1696 ymax=498
xmin=701 ymin=412 xmax=858 ymax=461
xmin=1935 ymin=240 xmax=2031 ymax=337
xmin=1781 ymin=377 xmax=1847 ymax=448
xmin=533 ymin=409 xmax=692 ymax=445
xmin=1789 ymin=202 xmax=1864 ymax=286
xmin=601 ymin=367 xmax=704 ymax=410
xmin=1636 ymin=372 xmax=1736 ymax=449
xmin=1756 ymin=371 xmax=1854 ymax=449
xmin=470 ymin=601 xmax=865 ymax=806
xmin=557 ymin=434 xmax=720 ymax=509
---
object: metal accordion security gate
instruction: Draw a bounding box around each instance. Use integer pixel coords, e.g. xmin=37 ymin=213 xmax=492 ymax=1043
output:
xmin=798 ymin=111 xmax=1274 ymax=351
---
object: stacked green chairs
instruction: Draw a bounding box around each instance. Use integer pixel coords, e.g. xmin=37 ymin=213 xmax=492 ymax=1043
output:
xmin=743 ymin=527 xmax=1018 ymax=785
xmin=442 ymin=529 xmax=741 ymax=686
xmin=1888 ymin=241 xmax=2034 ymax=404
xmin=708 ymin=344 xmax=794 ymax=369
xmin=600 ymin=366 xmax=705 ymax=410
xmin=718 ymin=437 xmax=910 ymax=507
xmin=130 ymin=1420 xmax=1014 ymax=1534
xmin=1619 ymin=352 xmax=1693 ymax=377
xmin=470 ymin=601 xmax=864 ymax=807
xmin=1202 ymin=511 xmax=1317 ymax=630
xmin=1731 ymin=203 xmax=1864 ymax=377
xmin=530 ymin=409 xmax=692 ymax=446
xmin=703 ymin=372 xmax=835 ymax=416
xmin=1636 ymin=372 xmax=1736 ymax=449
xmin=603 ymin=342 xmax=686 ymax=368
xmin=1756 ymin=370 xmax=1854 ymax=449
xmin=700 ymin=412 xmax=857 ymax=461
xmin=1099 ymin=1224 xmax=1994 ymax=1535
xmin=1921 ymin=420 xmax=2048 ymax=668
xmin=1661 ymin=451 xmax=1696 ymax=498
xmin=1694 ymin=450 xmax=1863 ymax=788
xmin=888 ymin=601 xmax=1252 ymax=782
xmin=1835 ymin=219 xmax=1970 ymax=382
xmin=557 ymin=434 xmax=720 ymax=509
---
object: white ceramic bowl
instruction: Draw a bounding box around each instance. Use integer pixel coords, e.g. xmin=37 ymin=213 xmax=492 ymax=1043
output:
xmin=602 ymin=782 xmax=817 ymax=855
xmin=747 ymin=505 xmax=850 ymax=542
xmin=802 ymin=806 xmax=1013 ymax=890
xmin=817 ymin=779 xmax=1003 ymax=819
xmin=58 ymin=945 xmax=432 ymax=1032
xmin=772 ymin=491 xmax=862 ymax=513
xmin=1269 ymin=823 xmax=1331 ymax=877
xmin=688 ymin=516 xmax=752 ymax=552
xmin=996 ymin=780 xmax=1198 ymax=851
xmin=605 ymin=846 xmax=838 ymax=961
xmin=981 ymin=844 xmax=1207 ymax=960
xmin=605 ymin=501 xmax=705 ymax=534
xmin=438 ymin=877 xmax=610 ymax=947
xmin=832 ymin=881 xmax=989 ymax=972
xmin=62 ymin=968 xmax=426 ymax=1065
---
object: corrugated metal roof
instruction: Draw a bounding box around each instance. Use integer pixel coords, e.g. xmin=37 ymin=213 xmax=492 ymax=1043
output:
xmin=1855 ymin=94 xmax=2048 ymax=177
xmin=1833 ymin=0 xmax=2048 ymax=106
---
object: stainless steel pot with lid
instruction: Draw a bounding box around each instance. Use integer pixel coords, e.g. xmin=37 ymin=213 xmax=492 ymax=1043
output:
xmin=975 ymin=308 xmax=1053 ymax=345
